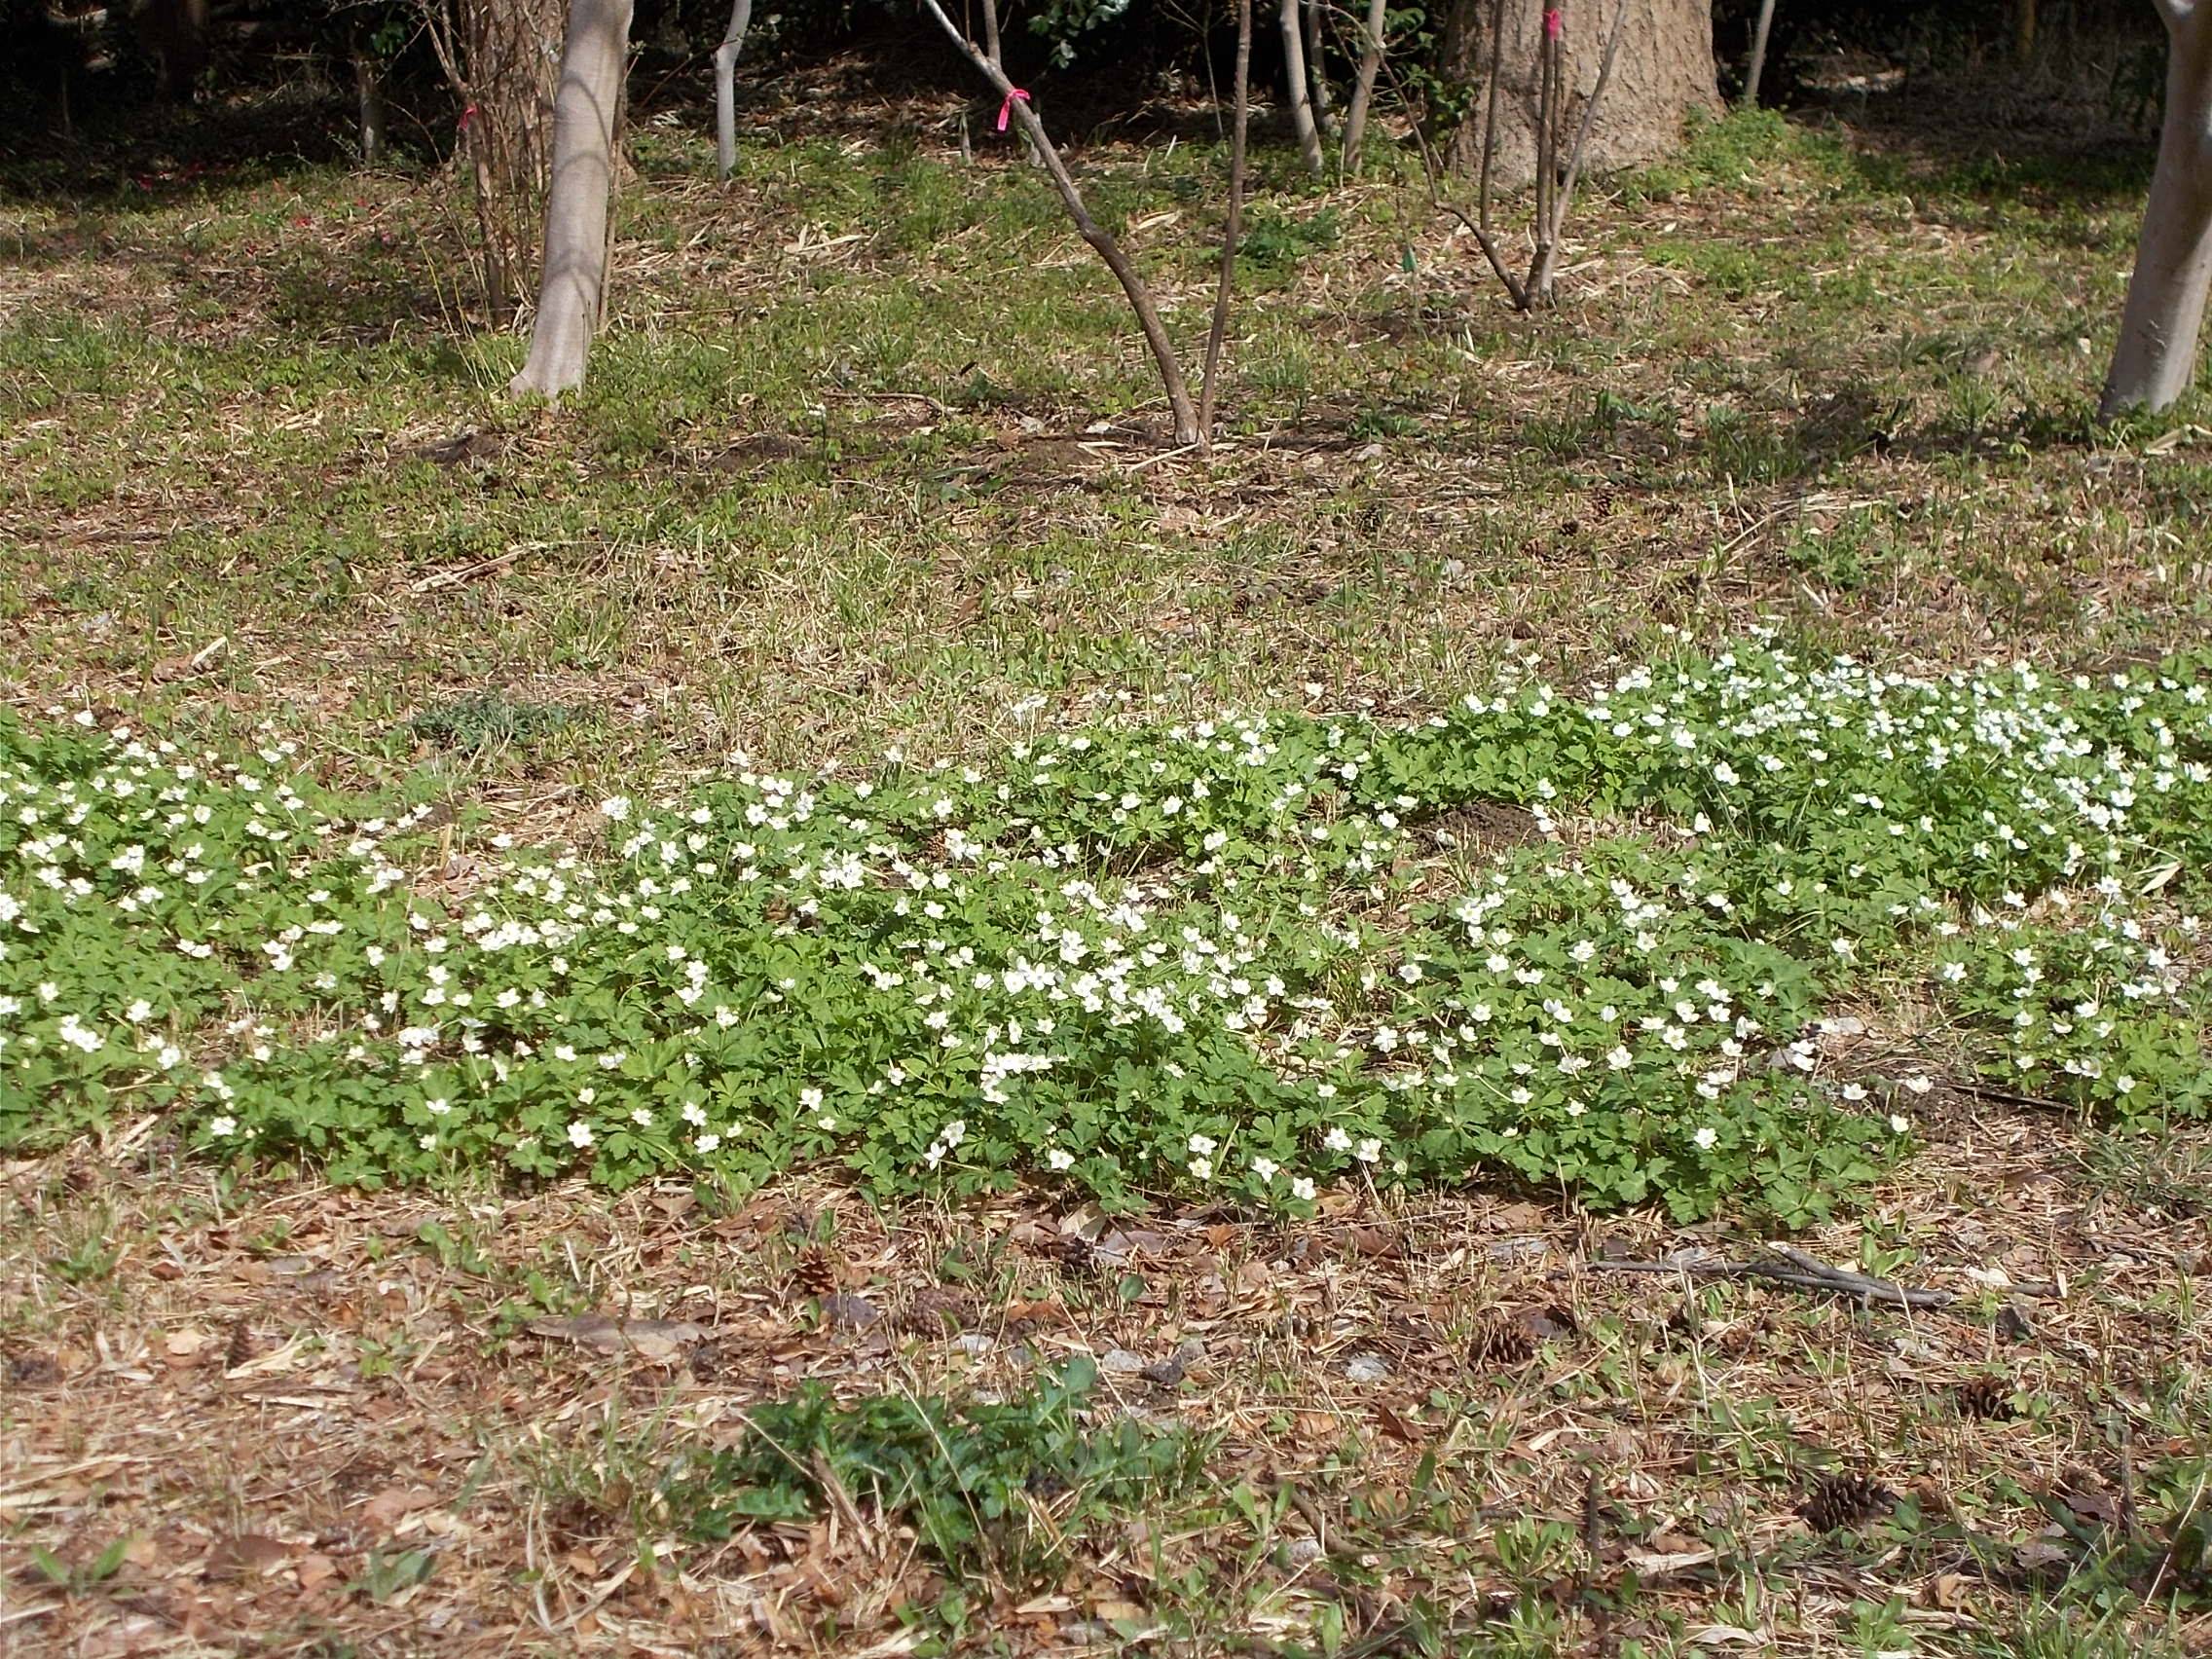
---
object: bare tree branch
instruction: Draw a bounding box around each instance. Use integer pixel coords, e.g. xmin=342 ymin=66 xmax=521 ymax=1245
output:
xmin=915 ymin=0 xmax=1200 ymax=444
xmin=1530 ymin=0 xmax=1632 ymax=303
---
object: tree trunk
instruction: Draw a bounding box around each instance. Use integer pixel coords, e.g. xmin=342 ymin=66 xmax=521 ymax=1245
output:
xmin=1201 ymin=0 xmax=1253 ymax=436
xmin=1342 ymin=0 xmax=1388 ymax=171
xmin=2102 ymin=3 xmax=2212 ymax=417
xmin=1280 ymin=0 xmax=1325 ymax=174
xmin=714 ymin=0 xmax=754 ymax=183
xmin=511 ymin=0 xmax=634 ymax=399
xmin=1304 ymin=0 xmax=1335 ymax=138
xmin=355 ymin=46 xmax=387 ymax=163
xmin=142 ymin=0 xmax=210 ymax=100
xmin=1741 ymin=0 xmax=1776 ymax=107
xmin=1441 ymin=0 xmax=1715 ymax=185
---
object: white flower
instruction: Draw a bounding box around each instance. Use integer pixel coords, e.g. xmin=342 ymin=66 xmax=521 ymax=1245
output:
xmin=425 ymin=1096 xmax=451 ymax=1117
xmin=1189 ymin=1156 xmax=1213 ymax=1181
xmin=1606 ymin=1045 xmax=1633 ymax=1070
xmin=125 ymin=999 xmax=153 ymax=1024
xmin=1888 ymin=1114 xmax=1909 ymax=1133
xmin=420 ymin=1132 xmax=438 ymax=1151
xmin=2114 ymin=1075 xmax=2137 ymax=1094
xmin=1047 ymin=1148 xmax=1076 ymax=1171
xmin=1712 ymin=760 xmax=1739 ymax=787
xmin=1901 ymin=1074 xmax=1934 ymax=1095
xmin=1323 ymin=1125 xmax=1352 ymax=1153
xmin=1289 ymin=1175 xmax=1316 ymax=1201
xmin=1251 ymin=1156 xmax=1279 ymax=1182
xmin=696 ymin=1132 xmax=721 ymax=1154
xmin=1188 ymin=1132 xmax=1218 ymax=1156
xmin=599 ymin=795 xmax=631 ymax=822
xmin=1354 ymin=1138 xmax=1382 ymax=1163
xmin=208 ymin=1115 xmax=238 ymax=1138
xmin=1831 ymin=938 xmax=1856 ymax=960
xmin=1692 ymin=1125 xmax=1718 ymax=1151
xmin=568 ymin=1120 xmax=595 ymax=1149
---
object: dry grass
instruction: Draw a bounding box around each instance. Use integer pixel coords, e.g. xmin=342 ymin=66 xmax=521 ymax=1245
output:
xmin=3 ymin=1097 xmax=2207 ymax=1654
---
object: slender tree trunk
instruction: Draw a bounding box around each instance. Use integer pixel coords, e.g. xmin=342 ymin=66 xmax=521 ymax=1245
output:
xmin=1280 ymin=0 xmax=1325 ymax=173
xmin=1201 ymin=0 xmax=1253 ymax=436
xmin=1343 ymin=0 xmax=1388 ymax=172
xmin=713 ymin=0 xmax=754 ymax=182
xmin=2014 ymin=0 xmax=2037 ymax=65
xmin=918 ymin=0 xmax=1200 ymax=443
xmin=355 ymin=45 xmax=387 ymax=163
xmin=1304 ymin=0 xmax=1335 ymax=137
xmin=511 ymin=0 xmax=634 ymax=399
xmin=2103 ymin=3 xmax=2212 ymax=416
xmin=1742 ymin=0 xmax=1777 ymax=107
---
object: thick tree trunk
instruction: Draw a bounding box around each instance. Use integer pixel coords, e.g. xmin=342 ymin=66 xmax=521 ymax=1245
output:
xmin=713 ymin=0 xmax=754 ymax=183
xmin=1441 ymin=0 xmax=1715 ymax=185
xmin=1280 ymin=0 xmax=1325 ymax=174
xmin=511 ymin=0 xmax=634 ymax=399
xmin=2102 ymin=4 xmax=2212 ymax=417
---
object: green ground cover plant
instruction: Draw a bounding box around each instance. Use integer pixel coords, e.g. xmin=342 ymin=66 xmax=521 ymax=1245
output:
xmin=6 ymin=642 xmax=2205 ymax=1224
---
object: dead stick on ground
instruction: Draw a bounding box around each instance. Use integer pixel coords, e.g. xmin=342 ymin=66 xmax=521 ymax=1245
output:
xmin=916 ymin=0 xmax=1200 ymax=445
xmin=1586 ymin=1248 xmax=1951 ymax=1309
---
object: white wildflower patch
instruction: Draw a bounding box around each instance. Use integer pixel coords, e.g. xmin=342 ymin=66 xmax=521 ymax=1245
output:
xmin=1 ymin=643 xmax=2206 ymax=1220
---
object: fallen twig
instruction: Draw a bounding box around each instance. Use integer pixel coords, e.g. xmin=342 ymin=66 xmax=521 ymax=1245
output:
xmin=1586 ymin=1246 xmax=1952 ymax=1309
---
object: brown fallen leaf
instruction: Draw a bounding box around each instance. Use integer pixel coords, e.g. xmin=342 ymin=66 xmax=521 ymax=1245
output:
xmin=205 ymin=1533 xmax=292 ymax=1580
xmin=361 ymin=1487 xmax=440 ymax=1530
xmin=1374 ymin=1402 xmax=1420 ymax=1445
xmin=2061 ymin=1486 xmax=2120 ymax=1526
xmin=1346 ymin=1224 xmax=1403 ymax=1260
xmin=296 ymin=1552 xmax=340 ymax=1591
xmin=1925 ymin=1570 xmax=1974 ymax=1611
xmin=528 ymin=1313 xmax=709 ymax=1362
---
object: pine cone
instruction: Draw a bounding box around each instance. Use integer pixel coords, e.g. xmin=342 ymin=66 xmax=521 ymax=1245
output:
xmin=1468 ymin=1309 xmax=1539 ymax=1368
xmin=1800 ymin=1472 xmax=1893 ymax=1532
xmin=790 ymin=1246 xmax=839 ymax=1299
xmin=1955 ymin=1375 xmax=2014 ymax=1421
xmin=224 ymin=1318 xmax=255 ymax=1373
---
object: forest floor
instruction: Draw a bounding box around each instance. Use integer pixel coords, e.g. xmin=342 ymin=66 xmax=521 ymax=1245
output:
xmin=3 ymin=53 xmax=2212 ymax=1659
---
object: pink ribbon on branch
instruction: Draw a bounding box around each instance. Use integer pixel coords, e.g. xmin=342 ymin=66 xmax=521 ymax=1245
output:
xmin=1543 ymin=7 xmax=1563 ymax=39
xmin=996 ymin=87 xmax=1031 ymax=131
